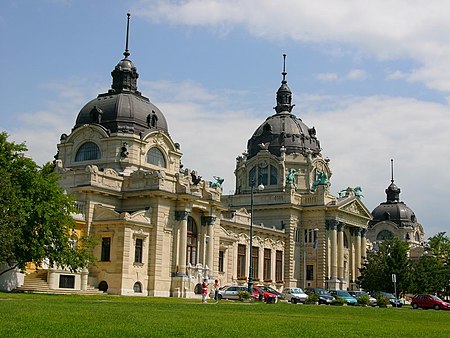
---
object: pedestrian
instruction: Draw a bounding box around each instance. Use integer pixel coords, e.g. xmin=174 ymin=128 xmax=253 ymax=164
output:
xmin=201 ymin=279 xmax=208 ymax=303
xmin=214 ymin=279 xmax=220 ymax=303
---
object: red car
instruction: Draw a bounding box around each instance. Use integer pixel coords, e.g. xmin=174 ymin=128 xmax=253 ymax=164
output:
xmin=253 ymin=286 xmax=277 ymax=303
xmin=411 ymin=294 xmax=450 ymax=310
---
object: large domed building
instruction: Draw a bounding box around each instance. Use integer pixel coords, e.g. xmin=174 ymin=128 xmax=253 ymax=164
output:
xmin=5 ymin=16 xmax=373 ymax=295
xmin=367 ymin=162 xmax=425 ymax=256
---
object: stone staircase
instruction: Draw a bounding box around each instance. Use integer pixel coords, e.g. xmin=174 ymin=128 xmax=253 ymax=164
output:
xmin=14 ymin=270 xmax=105 ymax=295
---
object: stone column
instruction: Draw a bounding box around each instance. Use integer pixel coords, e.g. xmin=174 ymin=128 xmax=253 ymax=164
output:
xmin=258 ymin=246 xmax=264 ymax=282
xmin=354 ymin=228 xmax=362 ymax=279
xmin=81 ymin=267 xmax=88 ymax=291
xmin=271 ymin=249 xmax=276 ymax=282
xmin=175 ymin=210 xmax=190 ymax=276
xmin=337 ymin=222 xmax=345 ymax=284
xmin=361 ymin=229 xmax=367 ymax=262
xmin=202 ymin=215 xmax=216 ymax=279
xmin=328 ymin=220 xmax=338 ymax=287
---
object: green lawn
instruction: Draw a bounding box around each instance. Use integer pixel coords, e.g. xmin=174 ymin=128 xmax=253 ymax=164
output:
xmin=0 ymin=292 xmax=449 ymax=337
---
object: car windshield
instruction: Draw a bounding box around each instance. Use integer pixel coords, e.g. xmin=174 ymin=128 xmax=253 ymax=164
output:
xmin=383 ymin=292 xmax=395 ymax=299
xmin=317 ymin=289 xmax=330 ymax=295
xmin=291 ymin=288 xmax=304 ymax=294
xmin=432 ymin=295 xmax=443 ymax=301
xmin=337 ymin=291 xmax=351 ymax=297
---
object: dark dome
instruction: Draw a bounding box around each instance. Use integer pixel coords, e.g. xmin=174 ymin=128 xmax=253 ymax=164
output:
xmin=369 ymin=180 xmax=418 ymax=228
xmin=74 ymin=92 xmax=168 ymax=135
xmin=247 ymin=112 xmax=321 ymax=158
xmin=73 ymin=50 xmax=168 ymax=135
xmin=370 ymin=202 xmax=417 ymax=228
xmin=247 ymin=55 xmax=321 ymax=159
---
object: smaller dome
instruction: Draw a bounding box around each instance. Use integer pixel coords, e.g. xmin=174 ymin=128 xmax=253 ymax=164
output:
xmin=369 ymin=179 xmax=418 ymax=228
xmin=116 ymin=58 xmax=134 ymax=70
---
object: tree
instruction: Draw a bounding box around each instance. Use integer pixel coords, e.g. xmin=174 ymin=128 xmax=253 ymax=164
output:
xmin=410 ymin=254 xmax=449 ymax=297
xmin=358 ymin=237 xmax=411 ymax=296
xmin=0 ymin=132 xmax=94 ymax=276
xmin=411 ymin=232 xmax=450 ymax=298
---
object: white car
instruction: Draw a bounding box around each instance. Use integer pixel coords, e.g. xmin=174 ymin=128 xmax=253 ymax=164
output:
xmin=282 ymin=287 xmax=308 ymax=304
xmin=217 ymin=285 xmax=248 ymax=300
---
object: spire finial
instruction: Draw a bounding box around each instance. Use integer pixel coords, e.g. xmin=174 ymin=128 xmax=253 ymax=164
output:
xmin=123 ymin=12 xmax=131 ymax=58
xmin=390 ymin=158 xmax=394 ymax=183
xmin=282 ymin=54 xmax=287 ymax=84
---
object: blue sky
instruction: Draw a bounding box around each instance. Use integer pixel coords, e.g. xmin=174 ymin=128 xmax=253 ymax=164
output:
xmin=1 ymin=0 xmax=449 ymax=238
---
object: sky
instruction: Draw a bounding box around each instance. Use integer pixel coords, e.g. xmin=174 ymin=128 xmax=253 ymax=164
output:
xmin=1 ymin=0 xmax=449 ymax=238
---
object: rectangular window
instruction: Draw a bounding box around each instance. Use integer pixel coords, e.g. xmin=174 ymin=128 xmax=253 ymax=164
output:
xmin=306 ymin=265 xmax=314 ymax=281
xmin=252 ymin=246 xmax=259 ymax=278
xmin=59 ymin=275 xmax=75 ymax=289
xmin=259 ymin=166 xmax=268 ymax=186
xmin=218 ymin=250 xmax=224 ymax=273
xmin=270 ymin=165 xmax=278 ymax=185
xmin=135 ymin=238 xmax=143 ymax=263
xmin=263 ymin=248 xmax=271 ymax=280
xmin=275 ymin=250 xmax=283 ymax=282
xmin=101 ymin=237 xmax=111 ymax=262
xmin=237 ymin=244 xmax=246 ymax=279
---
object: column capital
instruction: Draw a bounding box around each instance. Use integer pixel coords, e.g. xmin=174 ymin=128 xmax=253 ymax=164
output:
xmin=350 ymin=227 xmax=362 ymax=236
xmin=360 ymin=228 xmax=367 ymax=238
xmin=325 ymin=219 xmax=338 ymax=230
xmin=201 ymin=215 xmax=216 ymax=226
xmin=337 ymin=222 xmax=345 ymax=232
xmin=175 ymin=210 xmax=190 ymax=221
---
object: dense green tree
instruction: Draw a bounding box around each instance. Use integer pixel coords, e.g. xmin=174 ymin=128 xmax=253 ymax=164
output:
xmin=0 ymin=132 xmax=94 ymax=276
xmin=411 ymin=232 xmax=450 ymax=298
xmin=358 ymin=237 xmax=411 ymax=296
xmin=410 ymin=254 xmax=449 ymax=296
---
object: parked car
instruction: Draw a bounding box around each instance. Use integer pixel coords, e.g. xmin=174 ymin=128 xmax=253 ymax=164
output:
xmin=305 ymin=288 xmax=335 ymax=304
xmin=257 ymin=285 xmax=282 ymax=299
xmin=217 ymin=285 xmax=248 ymax=300
xmin=328 ymin=290 xmax=357 ymax=305
xmin=253 ymin=286 xmax=278 ymax=303
xmin=348 ymin=291 xmax=377 ymax=306
xmin=372 ymin=291 xmax=403 ymax=307
xmin=282 ymin=287 xmax=308 ymax=304
xmin=411 ymin=294 xmax=450 ymax=310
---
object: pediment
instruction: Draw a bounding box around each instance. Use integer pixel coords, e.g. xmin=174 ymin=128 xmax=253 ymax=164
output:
xmin=338 ymin=198 xmax=372 ymax=219
xmin=93 ymin=204 xmax=152 ymax=225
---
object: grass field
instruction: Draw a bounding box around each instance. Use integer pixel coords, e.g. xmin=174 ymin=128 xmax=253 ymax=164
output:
xmin=1 ymin=292 xmax=449 ymax=337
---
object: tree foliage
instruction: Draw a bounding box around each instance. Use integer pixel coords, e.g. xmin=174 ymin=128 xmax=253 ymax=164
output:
xmin=410 ymin=232 xmax=450 ymax=297
xmin=358 ymin=237 xmax=410 ymax=295
xmin=0 ymin=132 xmax=94 ymax=275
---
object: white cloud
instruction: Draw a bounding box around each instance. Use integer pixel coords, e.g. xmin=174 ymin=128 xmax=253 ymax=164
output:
xmin=135 ymin=0 xmax=450 ymax=92
xmin=315 ymin=72 xmax=339 ymax=82
xmin=346 ymin=69 xmax=367 ymax=81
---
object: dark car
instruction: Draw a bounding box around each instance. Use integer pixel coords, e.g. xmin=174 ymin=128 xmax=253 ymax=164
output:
xmin=411 ymin=294 xmax=450 ymax=310
xmin=305 ymin=288 xmax=335 ymax=304
xmin=373 ymin=291 xmax=403 ymax=307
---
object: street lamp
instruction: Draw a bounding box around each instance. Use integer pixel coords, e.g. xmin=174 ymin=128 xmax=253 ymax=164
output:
xmin=248 ymin=181 xmax=264 ymax=295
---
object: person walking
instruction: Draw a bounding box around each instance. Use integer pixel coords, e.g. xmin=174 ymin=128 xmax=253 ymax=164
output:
xmin=214 ymin=279 xmax=220 ymax=303
xmin=201 ymin=279 xmax=208 ymax=303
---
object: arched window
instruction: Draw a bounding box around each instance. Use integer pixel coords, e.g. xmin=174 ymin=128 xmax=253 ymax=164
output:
xmin=98 ymin=281 xmax=108 ymax=292
xmin=133 ymin=282 xmax=142 ymax=293
xmin=146 ymin=147 xmax=166 ymax=167
xmin=415 ymin=232 xmax=420 ymax=242
xmin=248 ymin=162 xmax=278 ymax=187
xmin=186 ymin=216 xmax=197 ymax=265
xmin=376 ymin=229 xmax=394 ymax=241
xmin=75 ymin=142 xmax=101 ymax=162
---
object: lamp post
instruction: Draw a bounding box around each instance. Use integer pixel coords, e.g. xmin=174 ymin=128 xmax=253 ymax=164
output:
xmin=314 ymin=228 xmax=319 ymax=287
xmin=248 ymin=181 xmax=264 ymax=295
